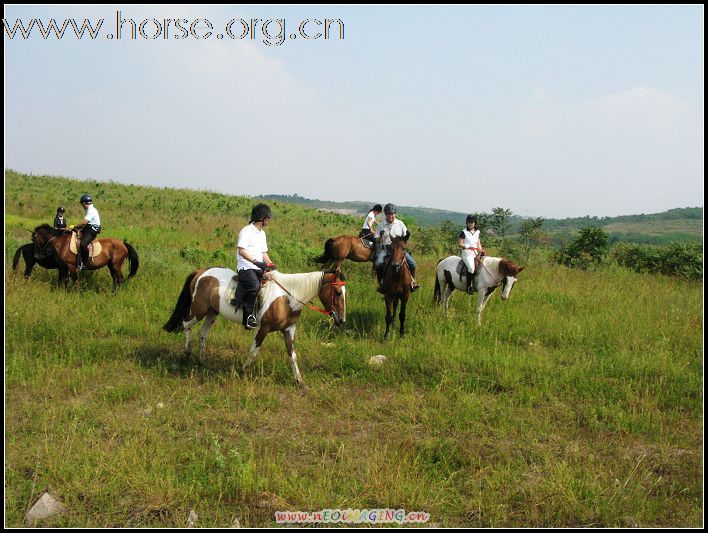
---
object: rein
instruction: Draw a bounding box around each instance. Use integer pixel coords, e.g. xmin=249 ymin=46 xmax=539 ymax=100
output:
xmin=270 ymin=273 xmax=345 ymax=317
xmin=479 ymin=258 xmax=505 ymax=288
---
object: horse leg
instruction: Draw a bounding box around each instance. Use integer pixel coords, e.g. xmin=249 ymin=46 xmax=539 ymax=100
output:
xmin=183 ymin=316 xmax=200 ymax=355
xmin=384 ymin=296 xmax=393 ymax=340
xmin=198 ymin=312 xmax=218 ymax=362
xmin=281 ymin=326 xmax=303 ymax=387
xmin=242 ymin=326 xmax=270 ymax=374
xmin=399 ymin=297 xmax=407 ymax=337
xmin=476 ymin=290 xmax=487 ymax=326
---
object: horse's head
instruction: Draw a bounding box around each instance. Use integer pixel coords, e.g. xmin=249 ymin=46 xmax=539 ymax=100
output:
xmin=389 ymin=232 xmax=410 ymax=273
xmin=320 ymin=269 xmax=347 ymax=326
xmin=499 ymin=259 xmax=525 ymax=300
xmin=31 ymin=224 xmax=62 ymax=260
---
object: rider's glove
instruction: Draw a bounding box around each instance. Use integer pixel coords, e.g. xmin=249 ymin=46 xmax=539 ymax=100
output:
xmin=253 ymin=260 xmax=268 ymax=271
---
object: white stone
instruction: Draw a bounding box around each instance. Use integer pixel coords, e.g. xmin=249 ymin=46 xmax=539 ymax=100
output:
xmin=187 ymin=509 xmax=198 ymax=527
xmin=369 ymin=355 xmax=387 ymax=366
xmin=25 ymin=493 xmax=66 ymax=525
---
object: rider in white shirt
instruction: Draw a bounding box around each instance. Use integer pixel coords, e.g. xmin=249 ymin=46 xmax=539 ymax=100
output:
xmin=374 ymin=203 xmax=419 ymax=292
xmin=234 ymin=203 xmax=275 ymax=329
xmin=458 ymin=214 xmax=485 ymax=293
xmin=69 ymin=194 xmax=102 ymax=270
xmin=359 ymin=204 xmax=382 ymax=245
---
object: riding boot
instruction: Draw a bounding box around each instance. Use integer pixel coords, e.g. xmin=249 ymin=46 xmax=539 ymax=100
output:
xmin=466 ymin=272 xmax=474 ymax=294
xmin=242 ymin=292 xmax=258 ymax=330
xmin=410 ymin=267 xmax=420 ymax=292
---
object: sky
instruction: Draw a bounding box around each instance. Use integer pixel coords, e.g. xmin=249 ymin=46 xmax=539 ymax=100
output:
xmin=4 ymin=5 xmax=704 ymax=218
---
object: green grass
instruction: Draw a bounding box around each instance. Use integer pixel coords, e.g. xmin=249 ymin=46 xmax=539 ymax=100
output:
xmin=5 ymin=170 xmax=703 ymax=526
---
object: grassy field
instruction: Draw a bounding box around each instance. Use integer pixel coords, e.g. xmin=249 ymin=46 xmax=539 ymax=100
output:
xmin=5 ymin=171 xmax=703 ymax=527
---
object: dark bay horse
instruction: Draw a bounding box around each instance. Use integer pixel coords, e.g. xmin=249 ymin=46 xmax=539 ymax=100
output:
xmin=163 ymin=268 xmax=347 ymax=387
xmin=381 ymin=233 xmax=413 ymax=339
xmin=313 ymin=235 xmax=374 ymax=270
xmin=12 ymin=242 xmax=64 ymax=278
xmin=31 ymin=224 xmax=139 ymax=288
xmin=434 ymin=255 xmax=524 ymax=325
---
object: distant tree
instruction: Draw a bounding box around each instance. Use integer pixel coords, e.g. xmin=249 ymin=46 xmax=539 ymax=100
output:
xmin=556 ymin=226 xmax=609 ymax=269
xmin=491 ymin=207 xmax=513 ymax=241
xmin=519 ymin=217 xmax=547 ymax=260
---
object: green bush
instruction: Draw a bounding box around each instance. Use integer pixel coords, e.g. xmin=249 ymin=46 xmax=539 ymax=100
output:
xmin=555 ymin=227 xmax=610 ymax=269
xmin=612 ymin=242 xmax=702 ymax=280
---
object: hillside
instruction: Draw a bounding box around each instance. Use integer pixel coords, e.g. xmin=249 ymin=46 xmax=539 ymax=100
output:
xmin=258 ymin=194 xmax=703 ymax=245
xmin=5 ymin=170 xmax=702 ymax=527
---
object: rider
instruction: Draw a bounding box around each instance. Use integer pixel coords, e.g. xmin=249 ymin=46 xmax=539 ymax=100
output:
xmin=69 ymin=194 xmax=101 ymax=270
xmin=459 ymin=214 xmax=485 ymax=293
xmin=53 ymin=207 xmax=67 ymax=229
xmin=374 ymin=203 xmax=419 ymax=293
xmin=235 ymin=203 xmax=276 ymax=330
xmin=359 ymin=204 xmax=382 ymax=246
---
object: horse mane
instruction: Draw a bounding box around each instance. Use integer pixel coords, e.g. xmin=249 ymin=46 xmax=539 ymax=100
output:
xmin=499 ymin=258 xmax=522 ymax=276
xmin=33 ymin=223 xmax=64 ymax=237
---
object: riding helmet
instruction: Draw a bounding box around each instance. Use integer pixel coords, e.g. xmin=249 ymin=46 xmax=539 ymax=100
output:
xmin=466 ymin=214 xmax=477 ymax=225
xmin=250 ymin=203 xmax=272 ymax=223
xmin=79 ymin=194 xmax=93 ymax=205
xmin=57 ymin=206 xmax=65 ymax=213
xmin=383 ymin=203 xmax=397 ymax=214
xmin=373 ymin=204 xmax=383 ymax=212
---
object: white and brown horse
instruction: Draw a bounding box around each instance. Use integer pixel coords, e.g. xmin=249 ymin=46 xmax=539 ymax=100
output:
xmin=434 ymin=256 xmax=524 ymax=325
xmin=163 ymin=268 xmax=346 ymax=386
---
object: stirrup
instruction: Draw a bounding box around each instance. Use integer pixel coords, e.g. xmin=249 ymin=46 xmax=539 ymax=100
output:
xmin=245 ymin=315 xmax=258 ymax=330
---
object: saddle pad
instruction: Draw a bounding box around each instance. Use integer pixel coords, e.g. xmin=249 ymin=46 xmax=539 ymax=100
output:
xmin=69 ymin=236 xmax=103 ymax=257
xmin=226 ymin=276 xmax=239 ymax=305
xmin=360 ymin=238 xmax=375 ymax=249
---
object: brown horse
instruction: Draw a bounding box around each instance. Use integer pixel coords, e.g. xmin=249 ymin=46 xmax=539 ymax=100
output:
xmin=381 ymin=233 xmax=413 ymax=339
xmin=31 ymin=224 xmax=139 ymax=288
xmin=313 ymin=235 xmax=374 ymax=270
xmin=163 ymin=267 xmax=347 ymax=387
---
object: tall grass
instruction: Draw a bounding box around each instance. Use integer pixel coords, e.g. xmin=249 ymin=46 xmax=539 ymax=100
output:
xmin=5 ymin=171 xmax=702 ymax=526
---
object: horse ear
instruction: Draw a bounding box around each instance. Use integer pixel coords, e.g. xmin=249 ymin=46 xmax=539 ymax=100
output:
xmin=517 ymin=266 xmax=525 ymax=273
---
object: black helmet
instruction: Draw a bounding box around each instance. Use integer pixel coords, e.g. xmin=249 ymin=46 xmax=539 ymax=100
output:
xmin=372 ymin=204 xmax=383 ymax=212
xmin=250 ymin=203 xmax=272 ymax=223
xmin=466 ymin=214 xmax=477 ymax=224
xmin=79 ymin=194 xmax=93 ymax=204
xmin=383 ymin=203 xmax=397 ymax=214
xmin=57 ymin=206 xmax=65 ymax=213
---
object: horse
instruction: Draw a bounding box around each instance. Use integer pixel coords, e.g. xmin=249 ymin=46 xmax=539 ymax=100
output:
xmin=380 ymin=233 xmax=413 ymax=339
xmin=31 ymin=224 xmax=139 ymax=288
xmin=162 ymin=268 xmax=347 ymax=387
xmin=12 ymin=242 xmax=64 ymax=279
xmin=434 ymin=255 xmax=524 ymax=325
xmin=313 ymin=235 xmax=374 ymax=270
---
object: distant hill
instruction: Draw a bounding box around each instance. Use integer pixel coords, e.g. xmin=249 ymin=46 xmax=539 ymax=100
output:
xmin=259 ymin=194 xmax=702 ymax=245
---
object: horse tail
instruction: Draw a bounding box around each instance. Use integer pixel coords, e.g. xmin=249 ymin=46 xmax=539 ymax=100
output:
xmin=434 ymin=271 xmax=441 ymax=303
xmin=12 ymin=246 xmax=23 ymax=272
xmin=124 ymin=241 xmax=140 ymax=278
xmin=313 ymin=238 xmax=334 ymax=265
xmin=163 ymin=272 xmax=197 ymax=333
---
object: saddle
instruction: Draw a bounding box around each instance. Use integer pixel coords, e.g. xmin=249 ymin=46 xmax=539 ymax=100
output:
xmin=360 ymin=237 xmax=375 ymax=250
xmin=69 ymin=234 xmax=102 ymax=258
xmin=455 ymin=256 xmax=482 ymax=282
xmin=229 ymin=272 xmax=268 ymax=309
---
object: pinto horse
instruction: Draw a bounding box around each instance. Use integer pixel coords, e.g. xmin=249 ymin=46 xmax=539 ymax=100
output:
xmin=381 ymin=233 xmax=413 ymax=339
xmin=313 ymin=235 xmax=374 ymax=270
xmin=12 ymin=242 xmax=64 ymax=279
xmin=434 ymin=255 xmax=524 ymax=325
xmin=31 ymin=224 xmax=139 ymax=288
xmin=163 ymin=268 xmax=347 ymax=387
